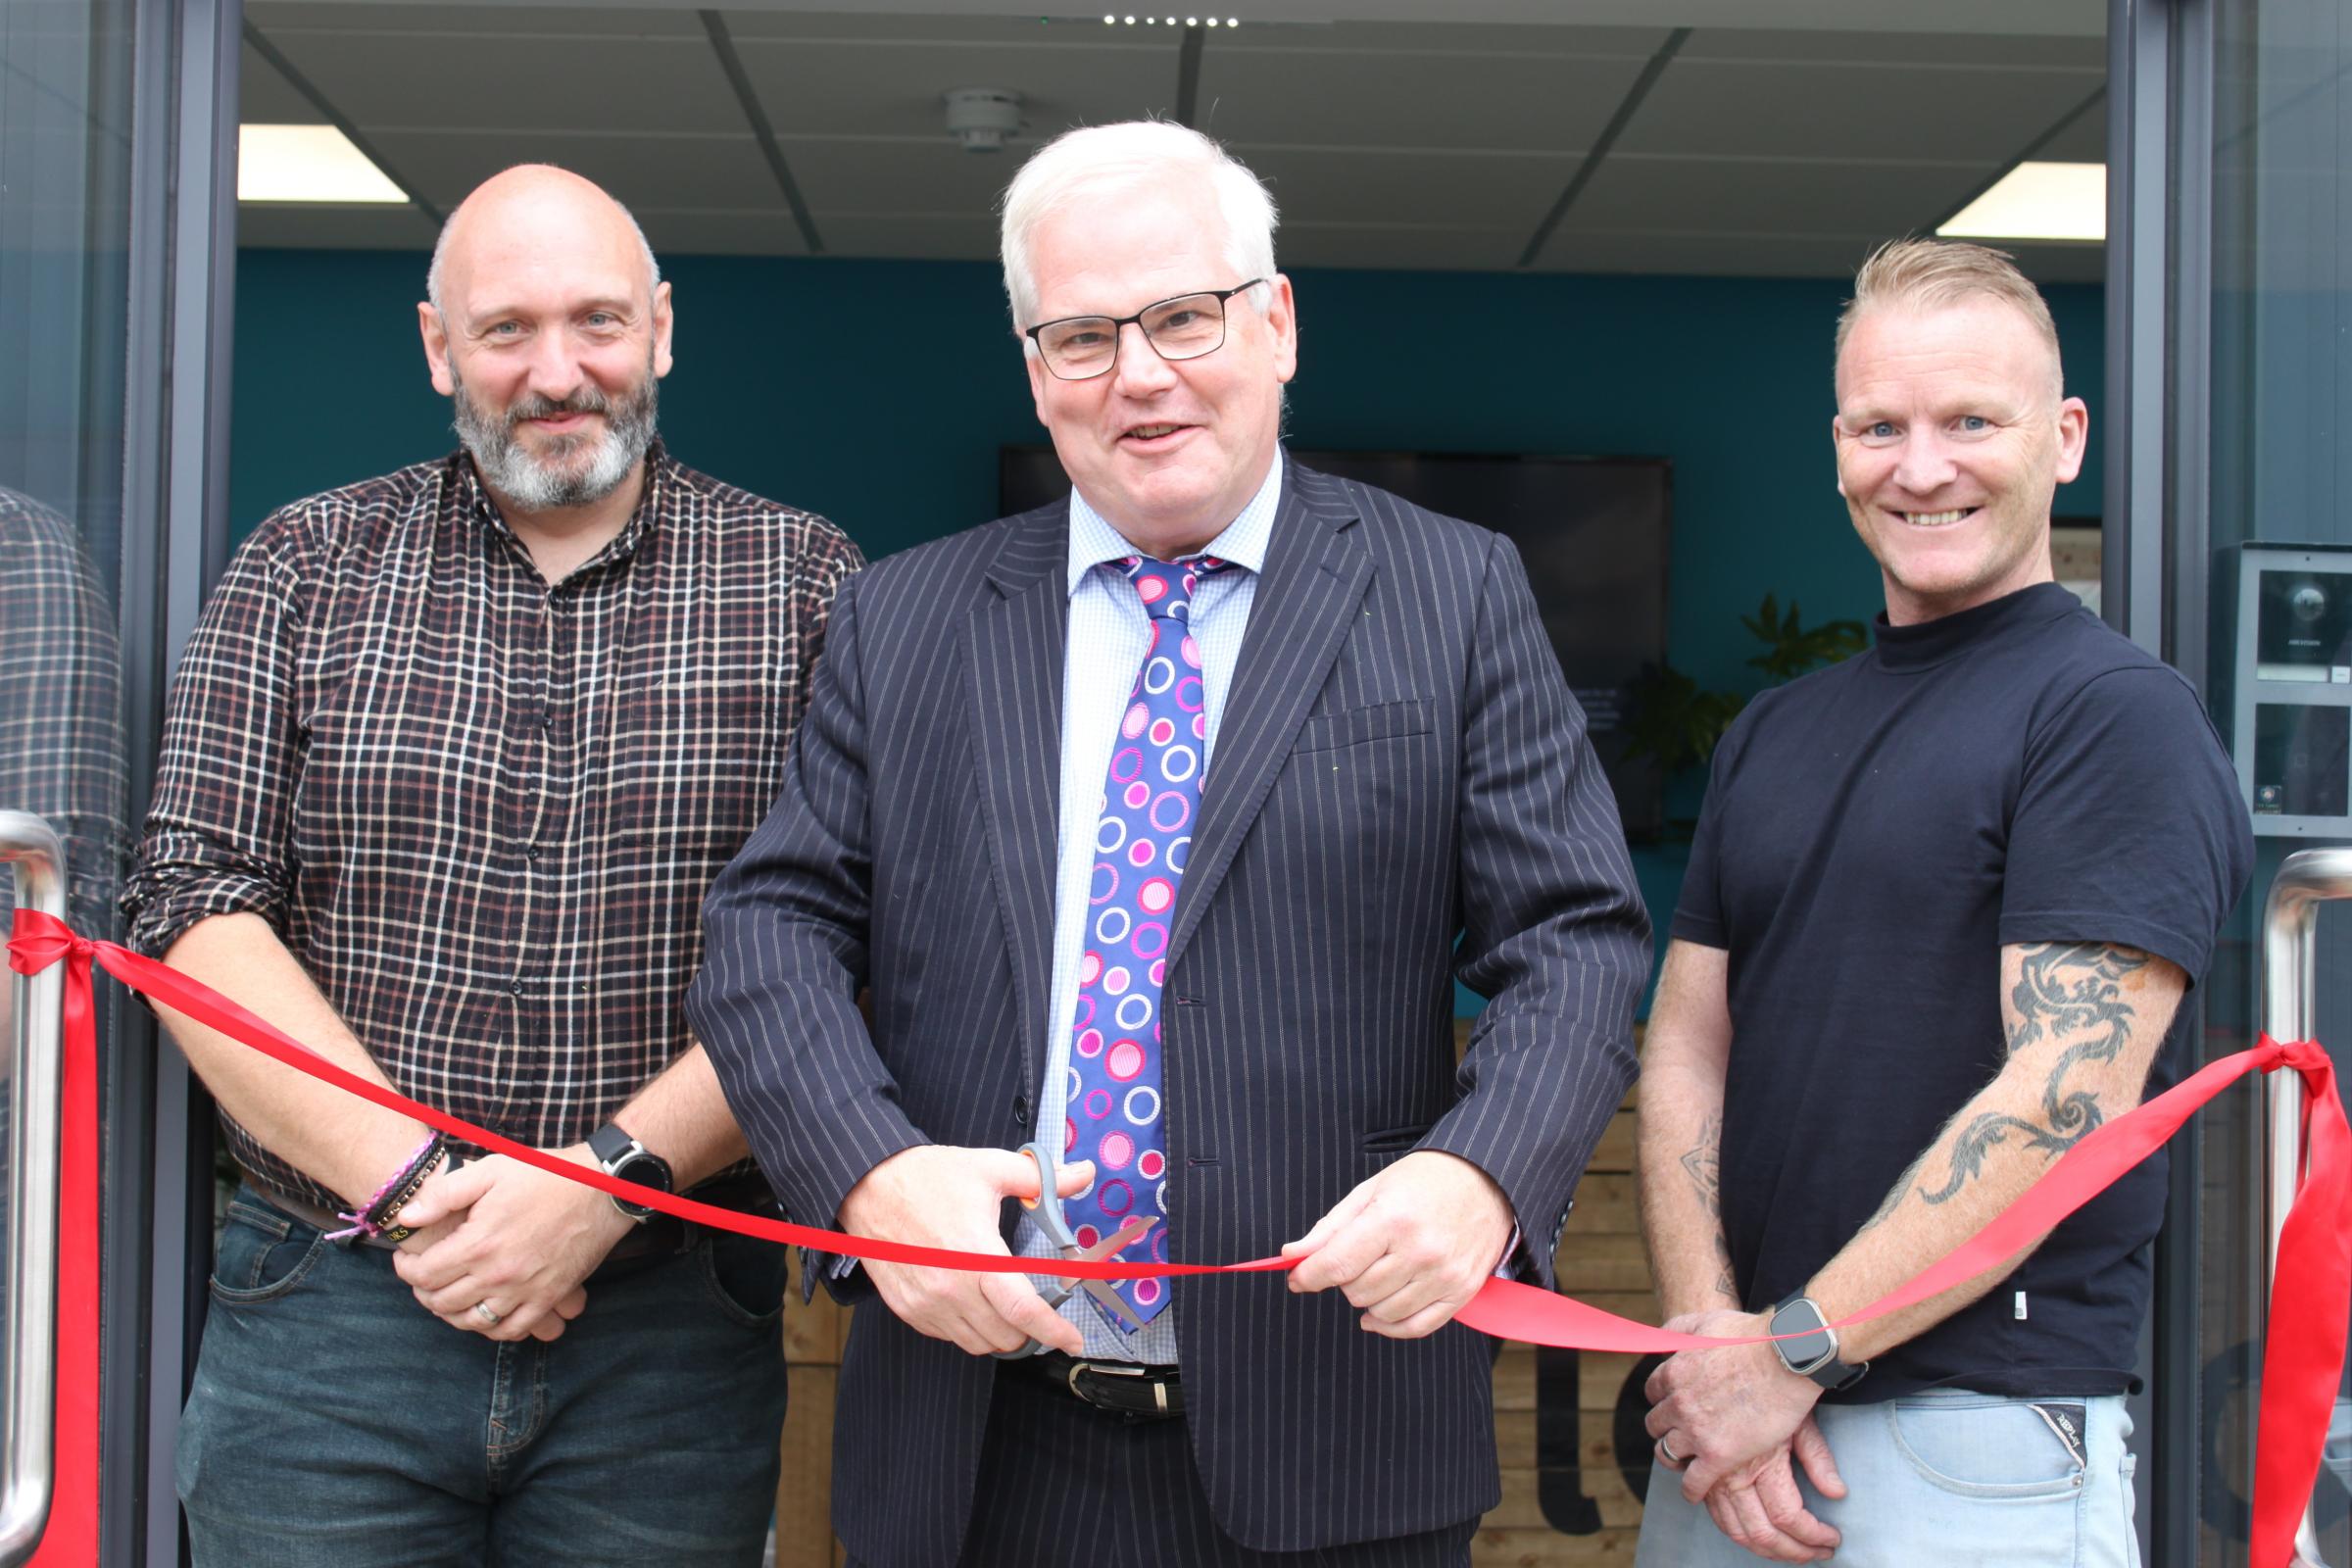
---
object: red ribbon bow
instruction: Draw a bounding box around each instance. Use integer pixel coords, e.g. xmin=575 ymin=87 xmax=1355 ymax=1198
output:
xmin=9 ymin=908 xmax=2345 ymax=1565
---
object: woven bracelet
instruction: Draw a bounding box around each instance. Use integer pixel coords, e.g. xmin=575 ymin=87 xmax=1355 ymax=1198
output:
xmin=328 ymin=1132 xmax=447 ymax=1245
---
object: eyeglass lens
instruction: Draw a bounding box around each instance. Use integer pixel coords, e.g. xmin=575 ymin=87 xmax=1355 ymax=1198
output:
xmin=1036 ymin=292 xmax=1229 ymax=378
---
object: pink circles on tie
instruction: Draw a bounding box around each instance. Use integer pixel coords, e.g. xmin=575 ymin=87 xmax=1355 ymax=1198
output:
xmin=1136 ymin=574 xmax=1167 ymax=605
xmin=1149 ymin=791 xmax=1191 ymax=833
xmin=1072 ymin=994 xmax=1095 ymax=1029
xmin=1098 ymin=1179 xmax=1134 ymax=1217
xmin=1127 ymin=838 xmax=1154 ymax=867
xmin=1124 ymin=1087 xmax=1161 ymax=1125
xmin=1085 ymin=1089 xmax=1113 ymax=1120
xmin=1139 ymin=1149 xmax=1166 ymax=1179
xmin=1090 ymin=862 xmax=1119 ymax=905
xmin=1064 ymin=1121 xmax=1078 ymax=1153
xmin=1106 ymin=1039 xmax=1146 ymax=1081
xmin=1132 ymin=922 xmax=1168 ymax=959
xmin=1148 ymin=959 xmax=1165 ymax=986
xmin=1175 ymin=676 xmax=1204 ymax=713
xmin=1193 ymin=714 xmax=1207 ymax=740
xmin=1151 ymin=1226 xmax=1167 ymax=1261
xmin=1123 ymin=781 xmax=1151 ymax=810
xmin=1099 ymin=1131 xmax=1135 ymax=1169
xmin=1074 ymin=1222 xmax=1100 ymax=1249
xmin=1121 ymin=703 xmax=1150 ymax=739
xmin=1134 ymin=1276 xmax=1161 ymax=1306
xmin=1148 ymin=716 xmax=1176 ymax=747
xmin=1103 ymin=965 xmax=1130 ymax=996
xmin=1181 ymin=635 xmax=1201 ymax=668
xmin=1137 ymin=877 xmax=1175 ymax=915
xmin=1079 ymin=951 xmax=1102 ymax=986
xmin=1076 ymin=1027 xmax=1103 ymax=1057
xmin=1110 ymin=748 xmax=1143 ymax=784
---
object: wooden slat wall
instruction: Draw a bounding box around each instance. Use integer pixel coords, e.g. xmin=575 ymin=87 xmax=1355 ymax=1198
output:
xmin=772 ymin=1025 xmax=1658 ymax=1565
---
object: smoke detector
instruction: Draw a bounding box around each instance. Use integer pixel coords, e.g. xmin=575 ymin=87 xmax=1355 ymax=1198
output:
xmin=944 ymin=88 xmax=1025 ymax=154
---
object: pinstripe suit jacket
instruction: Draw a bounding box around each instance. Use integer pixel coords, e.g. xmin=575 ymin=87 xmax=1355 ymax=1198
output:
xmin=690 ymin=460 xmax=1649 ymax=1565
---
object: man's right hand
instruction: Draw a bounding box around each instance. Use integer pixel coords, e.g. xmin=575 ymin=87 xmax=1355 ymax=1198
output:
xmin=838 ymin=1147 xmax=1095 ymax=1357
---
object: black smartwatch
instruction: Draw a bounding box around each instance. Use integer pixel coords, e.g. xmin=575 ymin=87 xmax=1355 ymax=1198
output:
xmin=1768 ymin=1293 xmax=1868 ymax=1393
xmin=587 ymin=1122 xmax=674 ymax=1223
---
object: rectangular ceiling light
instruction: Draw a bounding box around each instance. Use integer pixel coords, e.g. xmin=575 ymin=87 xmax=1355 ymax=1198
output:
xmin=238 ymin=124 xmax=408 ymax=204
xmin=1938 ymin=162 xmax=2105 ymax=244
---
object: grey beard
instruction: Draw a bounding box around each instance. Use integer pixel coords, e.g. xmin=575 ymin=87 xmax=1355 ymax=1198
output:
xmin=452 ymin=372 xmax=659 ymax=512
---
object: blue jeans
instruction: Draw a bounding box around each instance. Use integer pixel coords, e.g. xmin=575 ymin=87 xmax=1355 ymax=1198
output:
xmin=1635 ymin=1390 xmax=2140 ymax=1568
xmin=178 ymin=1185 xmax=791 ymax=1567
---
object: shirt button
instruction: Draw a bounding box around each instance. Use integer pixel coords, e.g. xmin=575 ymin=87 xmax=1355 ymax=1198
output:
xmin=508 ymin=979 xmax=524 ymax=996
xmin=524 ymin=844 xmax=541 ymax=862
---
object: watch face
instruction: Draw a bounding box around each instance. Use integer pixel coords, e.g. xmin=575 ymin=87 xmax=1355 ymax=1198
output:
xmin=1770 ymin=1303 xmax=1836 ymax=1373
xmin=614 ymin=1150 xmax=674 ymax=1195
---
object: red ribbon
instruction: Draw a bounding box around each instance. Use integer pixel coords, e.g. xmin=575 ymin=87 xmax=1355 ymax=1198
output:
xmin=10 ymin=907 xmax=2345 ymax=1565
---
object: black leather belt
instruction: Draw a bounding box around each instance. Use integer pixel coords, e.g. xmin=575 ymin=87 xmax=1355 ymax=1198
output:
xmin=245 ymin=1169 xmax=777 ymax=1282
xmin=1010 ymin=1351 xmax=1185 ymax=1421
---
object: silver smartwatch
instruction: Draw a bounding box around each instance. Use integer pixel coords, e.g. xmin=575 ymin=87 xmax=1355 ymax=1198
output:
xmin=1769 ymin=1292 xmax=1869 ymax=1392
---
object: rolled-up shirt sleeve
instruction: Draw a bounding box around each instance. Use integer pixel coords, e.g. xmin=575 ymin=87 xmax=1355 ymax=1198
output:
xmin=122 ymin=517 xmax=307 ymax=957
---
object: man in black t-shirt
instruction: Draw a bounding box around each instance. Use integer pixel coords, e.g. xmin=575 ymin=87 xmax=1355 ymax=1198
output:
xmin=1633 ymin=240 xmax=2252 ymax=1567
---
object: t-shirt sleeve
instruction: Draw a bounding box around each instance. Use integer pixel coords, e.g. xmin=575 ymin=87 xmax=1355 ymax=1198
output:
xmin=2000 ymin=665 xmax=2255 ymax=982
xmin=1670 ymin=702 xmax=1753 ymax=952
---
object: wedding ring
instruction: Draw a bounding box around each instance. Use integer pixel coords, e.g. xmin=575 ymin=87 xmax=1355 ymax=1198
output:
xmin=1657 ymin=1435 xmax=1686 ymax=1467
xmin=472 ymin=1300 xmax=503 ymax=1327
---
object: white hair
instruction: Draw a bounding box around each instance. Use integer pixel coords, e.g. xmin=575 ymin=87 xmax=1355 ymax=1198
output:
xmin=424 ymin=170 xmax=662 ymax=317
xmin=998 ymin=121 xmax=1278 ymax=336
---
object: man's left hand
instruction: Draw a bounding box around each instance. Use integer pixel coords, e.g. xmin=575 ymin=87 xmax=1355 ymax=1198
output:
xmin=1644 ymin=1309 xmax=1823 ymax=1502
xmin=391 ymin=1147 xmax=634 ymax=1342
xmin=1280 ymin=1150 xmax=1512 ymax=1340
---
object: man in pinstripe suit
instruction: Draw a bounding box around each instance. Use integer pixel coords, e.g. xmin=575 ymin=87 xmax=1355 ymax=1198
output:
xmin=690 ymin=122 xmax=1650 ymax=1568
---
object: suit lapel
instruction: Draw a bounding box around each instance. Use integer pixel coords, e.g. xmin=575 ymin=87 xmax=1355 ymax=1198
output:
xmin=963 ymin=503 xmax=1068 ymax=1088
xmin=1168 ymin=465 xmax=1370 ymax=970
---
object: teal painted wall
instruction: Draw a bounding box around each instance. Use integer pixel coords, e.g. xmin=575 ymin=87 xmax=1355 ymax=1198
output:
xmin=228 ymin=249 xmax=2107 ymax=1003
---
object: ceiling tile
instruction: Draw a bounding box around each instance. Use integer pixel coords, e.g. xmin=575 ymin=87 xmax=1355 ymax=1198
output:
xmin=236 ymin=202 xmax=438 ymax=250
xmin=1678 ymin=27 xmax=2106 ymax=70
xmin=1272 ymin=221 xmax=1526 ymax=271
xmin=1195 ymin=45 xmax=1642 ymax=152
xmin=2037 ymin=101 xmax=2109 ymax=161
xmin=1618 ymin=59 xmax=2102 ymax=163
xmin=257 ymin=29 xmax=743 ymax=134
xmin=625 ymin=211 xmax=813 ymax=257
xmin=787 ymin=139 xmax=1053 ymax=216
xmin=817 ymin=214 xmax=1001 ymax=261
xmin=363 ymin=129 xmax=774 ymax=215
xmin=1207 ymin=21 xmax=1669 ymax=56
xmin=729 ymin=34 xmax=1180 ymax=142
xmin=239 ymin=40 xmax=318 ymax=122
xmin=1560 ymin=156 xmax=1987 ymax=242
xmin=1238 ymin=144 xmax=1571 ymax=230
xmin=247 ymin=4 xmax=702 ymax=38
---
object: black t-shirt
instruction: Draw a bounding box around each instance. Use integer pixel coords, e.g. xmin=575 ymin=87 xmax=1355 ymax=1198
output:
xmin=1674 ymin=582 xmax=2253 ymax=1400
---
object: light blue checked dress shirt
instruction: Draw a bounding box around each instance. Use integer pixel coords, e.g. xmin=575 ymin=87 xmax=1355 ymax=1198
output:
xmin=1012 ymin=455 xmax=1284 ymax=1362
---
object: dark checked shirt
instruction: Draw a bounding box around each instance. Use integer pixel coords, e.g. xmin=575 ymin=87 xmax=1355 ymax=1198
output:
xmin=0 ymin=485 xmax=125 ymax=939
xmin=122 ymin=444 xmax=862 ymax=1211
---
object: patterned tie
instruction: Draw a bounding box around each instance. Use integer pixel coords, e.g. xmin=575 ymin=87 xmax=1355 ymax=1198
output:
xmin=1061 ymin=555 xmax=1225 ymax=1331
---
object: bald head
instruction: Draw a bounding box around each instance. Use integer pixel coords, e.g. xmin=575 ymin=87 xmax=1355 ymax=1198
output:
xmin=426 ymin=165 xmax=660 ymax=320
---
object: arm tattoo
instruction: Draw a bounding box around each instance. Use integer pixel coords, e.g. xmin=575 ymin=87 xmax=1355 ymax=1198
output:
xmin=1916 ymin=942 xmax=2148 ymax=1206
xmin=1681 ymin=1112 xmax=1738 ymax=1297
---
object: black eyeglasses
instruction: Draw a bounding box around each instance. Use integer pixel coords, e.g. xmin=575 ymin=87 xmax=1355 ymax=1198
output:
xmin=1024 ymin=279 xmax=1268 ymax=381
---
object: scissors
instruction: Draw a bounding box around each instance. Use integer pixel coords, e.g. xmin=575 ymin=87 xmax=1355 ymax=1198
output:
xmin=996 ymin=1140 xmax=1157 ymax=1359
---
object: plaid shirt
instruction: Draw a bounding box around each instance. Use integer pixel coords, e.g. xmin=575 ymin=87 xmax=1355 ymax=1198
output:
xmin=123 ymin=444 xmax=862 ymax=1210
xmin=1 ymin=485 xmax=125 ymax=939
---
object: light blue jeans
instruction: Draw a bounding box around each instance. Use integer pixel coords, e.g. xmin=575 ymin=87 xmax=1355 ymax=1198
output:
xmin=1635 ymin=1390 xmax=2139 ymax=1568
xmin=178 ymin=1184 xmax=792 ymax=1567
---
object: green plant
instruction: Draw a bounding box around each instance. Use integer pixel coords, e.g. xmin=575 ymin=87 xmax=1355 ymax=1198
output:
xmin=1621 ymin=594 xmax=1870 ymax=777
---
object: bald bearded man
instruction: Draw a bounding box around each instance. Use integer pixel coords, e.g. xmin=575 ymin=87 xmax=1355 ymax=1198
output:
xmin=124 ymin=166 xmax=861 ymax=1565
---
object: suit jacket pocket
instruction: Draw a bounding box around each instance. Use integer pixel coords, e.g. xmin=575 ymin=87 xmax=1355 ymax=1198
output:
xmin=1291 ymin=698 xmax=1435 ymax=756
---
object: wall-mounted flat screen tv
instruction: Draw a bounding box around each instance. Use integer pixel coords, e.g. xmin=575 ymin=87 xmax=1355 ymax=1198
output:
xmin=999 ymin=446 xmax=1671 ymax=840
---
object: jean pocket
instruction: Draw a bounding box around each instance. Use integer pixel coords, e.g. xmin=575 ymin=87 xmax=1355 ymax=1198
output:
xmin=698 ymin=1230 xmax=790 ymax=1329
xmin=1886 ymin=1396 xmax=2088 ymax=1499
xmin=208 ymin=1195 xmax=328 ymax=1304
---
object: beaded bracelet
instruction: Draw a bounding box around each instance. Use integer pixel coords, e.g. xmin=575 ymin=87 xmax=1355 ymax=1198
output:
xmin=328 ymin=1132 xmax=447 ymax=1245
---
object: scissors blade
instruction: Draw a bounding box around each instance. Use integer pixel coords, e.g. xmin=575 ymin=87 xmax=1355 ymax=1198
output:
xmin=1065 ymin=1216 xmax=1156 ymax=1330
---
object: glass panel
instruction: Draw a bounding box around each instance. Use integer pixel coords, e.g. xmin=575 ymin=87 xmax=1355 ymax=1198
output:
xmin=2205 ymin=1 xmax=2352 ymax=1562
xmin=0 ymin=0 xmax=135 ymax=1532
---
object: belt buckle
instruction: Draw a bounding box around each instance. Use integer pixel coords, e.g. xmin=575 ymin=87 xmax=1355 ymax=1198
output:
xmin=1063 ymin=1358 xmax=1171 ymax=1416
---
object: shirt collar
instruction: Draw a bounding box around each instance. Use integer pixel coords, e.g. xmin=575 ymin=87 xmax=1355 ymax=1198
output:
xmin=1064 ymin=450 xmax=1282 ymax=596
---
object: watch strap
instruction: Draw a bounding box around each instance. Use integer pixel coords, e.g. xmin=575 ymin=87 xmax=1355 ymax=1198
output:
xmin=586 ymin=1121 xmax=640 ymax=1170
